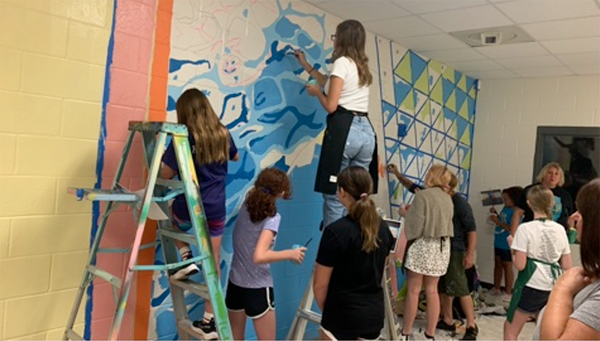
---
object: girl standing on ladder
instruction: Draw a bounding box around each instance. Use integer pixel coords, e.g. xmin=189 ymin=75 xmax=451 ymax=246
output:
xmin=294 ymin=19 xmax=378 ymax=230
xmin=160 ymin=88 xmax=239 ymax=339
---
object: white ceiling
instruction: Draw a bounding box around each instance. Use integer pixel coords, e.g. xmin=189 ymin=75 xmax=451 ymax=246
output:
xmin=304 ymin=0 xmax=600 ymax=79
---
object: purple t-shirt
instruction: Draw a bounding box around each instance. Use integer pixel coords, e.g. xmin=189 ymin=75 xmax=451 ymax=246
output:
xmin=229 ymin=202 xmax=280 ymax=289
xmin=162 ymin=133 xmax=237 ymax=222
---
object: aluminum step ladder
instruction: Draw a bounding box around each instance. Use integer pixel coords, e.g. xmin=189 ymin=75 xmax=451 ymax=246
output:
xmin=286 ymin=254 xmax=401 ymax=340
xmin=63 ymin=121 xmax=232 ymax=340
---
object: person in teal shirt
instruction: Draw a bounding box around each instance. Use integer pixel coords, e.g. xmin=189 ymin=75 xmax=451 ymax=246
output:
xmin=490 ymin=186 xmax=523 ymax=300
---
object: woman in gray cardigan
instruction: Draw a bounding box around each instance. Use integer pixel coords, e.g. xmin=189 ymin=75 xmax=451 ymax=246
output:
xmin=398 ymin=164 xmax=454 ymax=340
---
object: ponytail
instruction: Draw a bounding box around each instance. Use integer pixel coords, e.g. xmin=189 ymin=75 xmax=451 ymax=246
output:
xmin=526 ymin=185 xmax=554 ymax=220
xmin=349 ymin=195 xmax=380 ymax=253
xmin=337 ymin=167 xmax=381 ymax=253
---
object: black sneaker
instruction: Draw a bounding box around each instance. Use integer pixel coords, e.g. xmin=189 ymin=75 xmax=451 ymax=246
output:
xmin=191 ymin=318 xmax=218 ymax=340
xmin=461 ymin=325 xmax=478 ymax=341
xmin=436 ymin=320 xmax=456 ymax=332
xmin=171 ymin=263 xmax=199 ymax=280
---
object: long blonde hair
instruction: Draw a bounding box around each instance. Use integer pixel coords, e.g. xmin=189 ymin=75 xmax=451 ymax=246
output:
xmin=176 ymin=88 xmax=230 ymax=165
xmin=332 ymin=19 xmax=372 ymax=87
xmin=337 ymin=166 xmax=380 ymax=253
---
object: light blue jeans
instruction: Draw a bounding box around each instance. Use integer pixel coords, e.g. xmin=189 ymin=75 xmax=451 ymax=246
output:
xmin=322 ymin=116 xmax=375 ymax=228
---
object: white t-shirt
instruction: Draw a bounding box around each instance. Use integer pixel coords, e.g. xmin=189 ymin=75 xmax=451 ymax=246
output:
xmin=324 ymin=56 xmax=369 ymax=112
xmin=511 ymin=220 xmax=571 ymax=291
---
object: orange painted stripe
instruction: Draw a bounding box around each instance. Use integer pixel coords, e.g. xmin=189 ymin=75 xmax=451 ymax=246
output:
xmin=134 ymin=0 xmax=173 ymax=339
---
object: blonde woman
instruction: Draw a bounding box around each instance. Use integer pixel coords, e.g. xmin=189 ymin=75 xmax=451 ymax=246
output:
xmin=294 ymin=19 xmax=377 ymax=229
xmin=398 ymin=164 xmax=454 ymax=340
xmin=511 ymin=162 xmax=573 ymax=233
xmin=314 ymin=167 xmax=394 ymax=340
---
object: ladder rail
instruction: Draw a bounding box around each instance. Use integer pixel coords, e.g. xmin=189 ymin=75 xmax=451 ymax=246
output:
xmin=172 ymin=133 xmax=233 ymax=340
xmin=107 ymin=131 xmax=167 ymax=340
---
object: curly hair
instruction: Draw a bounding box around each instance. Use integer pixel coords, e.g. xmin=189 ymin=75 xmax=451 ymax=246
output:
xmin=246 ymin=168 xmax=292 ymax=223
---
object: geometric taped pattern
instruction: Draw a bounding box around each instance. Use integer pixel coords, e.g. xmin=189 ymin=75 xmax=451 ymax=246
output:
xmin=380 ymin=42 xmax=478 ymax=218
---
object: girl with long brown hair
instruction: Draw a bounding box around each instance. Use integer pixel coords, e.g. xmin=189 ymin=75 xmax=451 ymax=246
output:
xmin=226 ymin=168 xmax=306 ymax=340
xmin=160 ymin=88 xmax=239 ymax=339
xmin=294 ymin=19 xmax=378 ymax=230
xmin=313 ymin=166 xmax=394 ymax=340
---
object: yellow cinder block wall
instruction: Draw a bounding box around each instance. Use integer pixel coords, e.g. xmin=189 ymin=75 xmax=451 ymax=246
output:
xmin=0 ymin=0 xmax=114 ymax=339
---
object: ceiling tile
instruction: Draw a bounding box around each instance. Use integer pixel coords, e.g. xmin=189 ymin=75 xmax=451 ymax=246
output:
xmin=541 ymin=37 xmax=600 ymax=54
xmin=392 ymin=0 xmax=486 ymax=14
xmin=513 ymin=66 xmax=574 ymax=78
xmin=316 ymin=1 xmax=411 ymax=22
xmin=496 ymin=55 xmax=564 ymax=69
xmin=466 ymin=69 xmax=519 ymax=79
xmin=364 ymin=16 xmax=441 ymax=39
xmin=570 ymin=64 xmax=600 ymax=75
xmin=419 ymin=47 xmax=488 ymax=62
xmin=555 ymin=52 xmax=600 ymax=66
xmin=521 ymin=16 xmax=600 ymax=41
xmin=495 ymin=0 xmax=600 ymax=24
xmin=393 ymin=34 xmax=468 ymax=51
xmin=475 ymin=42 xmax=548 ymax=58
xmin=448 ymin=59 xmax=504 ymax=72
xmin=420 ymin=5 xmax=512 ymax=32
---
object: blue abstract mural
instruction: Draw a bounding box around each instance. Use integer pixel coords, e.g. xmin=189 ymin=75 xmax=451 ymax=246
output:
xmin=150 ymin=1 xmax=333 ymax=339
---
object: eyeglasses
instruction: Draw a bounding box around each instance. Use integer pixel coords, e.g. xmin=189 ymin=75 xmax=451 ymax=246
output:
xmin=330 ymin=34 xmax=336 ymax=41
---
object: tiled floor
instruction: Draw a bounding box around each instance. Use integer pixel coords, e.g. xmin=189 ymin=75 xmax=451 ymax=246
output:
xmin=403 ymin=314 xmax=535 ymax=340
xmin=396 ymin=292 xmax=535 ymax=340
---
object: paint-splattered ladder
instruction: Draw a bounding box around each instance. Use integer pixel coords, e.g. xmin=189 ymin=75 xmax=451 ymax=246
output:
xmin=63 ymin=121 xmax=232 ymax=341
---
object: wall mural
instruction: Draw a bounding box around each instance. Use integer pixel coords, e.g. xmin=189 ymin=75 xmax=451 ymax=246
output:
xmin=150 ymin=1 xmax=334 ymax=339
xmin=378 ymin=41 xmax=478 ymax=218
xmin=146 ymin=1 xmax=478 ymax=339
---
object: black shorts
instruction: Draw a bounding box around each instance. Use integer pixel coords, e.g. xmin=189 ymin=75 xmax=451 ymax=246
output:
xmin=495 ymin=248 xmax=512 ymax=262
xmin=517 ymin=286 xmax=550 ymax=315
xmin=225 ymin=281 xmax=274 ymax=319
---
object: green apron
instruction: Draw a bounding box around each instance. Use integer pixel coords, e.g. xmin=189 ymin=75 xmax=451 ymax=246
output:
xmin=506 ymin=257 xmax=562 ymax=322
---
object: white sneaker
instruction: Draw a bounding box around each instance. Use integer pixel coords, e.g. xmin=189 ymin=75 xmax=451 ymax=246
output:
xmin=171 ymin=263 xmax=199 ymax=280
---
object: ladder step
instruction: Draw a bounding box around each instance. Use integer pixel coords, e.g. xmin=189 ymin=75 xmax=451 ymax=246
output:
xmin=88 ymin=265 xmax=122 ymax=288
xmin=129 ymin=121 xmax=188 ymax=135
xmin=68 ymin=188 xmax=139 ymax=202
xmin=176 ymin=319 xmax=208 ymax=340
xmin=65 ymin=329 xmax=83 ymax=340
xmin=169 ymin=278 xmax=210 ymax=300
xmin=156 ymin=178 xmax=184 ymax=190
xmin=298 ymin=309 xmax=322 ymax=324
xmin=159 ymin=228 xmax=198 ymax=245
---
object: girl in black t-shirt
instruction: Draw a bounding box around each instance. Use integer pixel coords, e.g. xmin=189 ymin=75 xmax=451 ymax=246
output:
xmin=314 ymin=166 xmax=394 ymax=340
